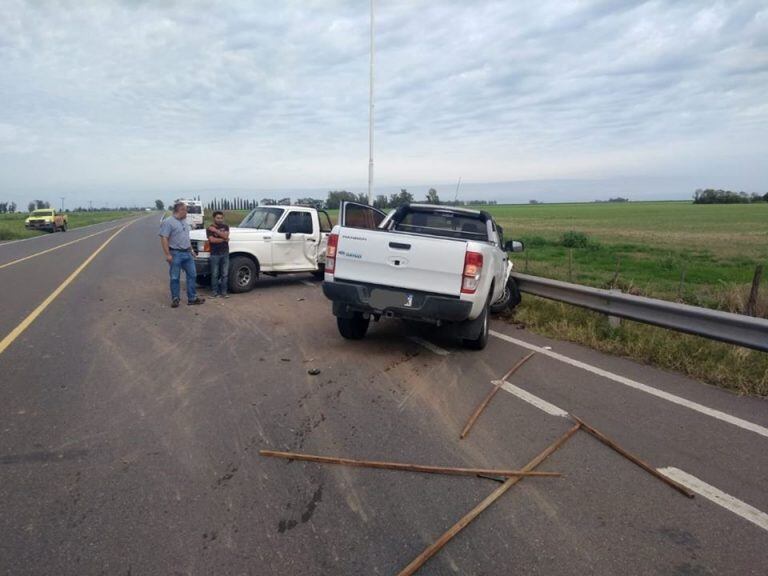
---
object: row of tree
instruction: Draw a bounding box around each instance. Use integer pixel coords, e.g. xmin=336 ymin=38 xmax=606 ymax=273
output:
xmin=0 ymin=202 xmax=18 ymax=213
xmin=693 ymin=189 xmax=768 ymax=204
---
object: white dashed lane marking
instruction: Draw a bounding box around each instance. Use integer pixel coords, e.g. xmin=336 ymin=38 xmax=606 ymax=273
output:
xmin=657 ymin=467 xmax=768 ymax=532
xmin=490 ymin=330 xmax=768 ymax=439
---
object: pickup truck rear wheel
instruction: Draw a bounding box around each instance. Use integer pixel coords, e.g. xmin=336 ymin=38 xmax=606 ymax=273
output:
xmin=228 ymin=256 xmax=258 ymax=293
xmin=462 ymin=303 xmax=489 ymax=350
xmin=337 ymin=313 xmax=369 ymax=340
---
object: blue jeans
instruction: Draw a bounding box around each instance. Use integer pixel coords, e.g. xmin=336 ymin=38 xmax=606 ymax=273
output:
xmin=210 ymin=253 xmax=229 ymax=295
xmin=169 ymin=250 xmax=197 ymax=302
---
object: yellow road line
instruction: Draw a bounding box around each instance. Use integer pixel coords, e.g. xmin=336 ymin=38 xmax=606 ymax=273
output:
xmin=0 ymin=221 xmax=135 ymax=357
xmin=0 ymin=224 xmax=123 ymax=270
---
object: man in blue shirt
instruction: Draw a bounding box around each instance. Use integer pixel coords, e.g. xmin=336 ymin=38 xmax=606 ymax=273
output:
xmin=159 ymin=202 xmax=205 ymax=308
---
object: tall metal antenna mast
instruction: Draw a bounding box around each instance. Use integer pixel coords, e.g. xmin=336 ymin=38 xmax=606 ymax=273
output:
xmin=367 ymin=0 xmax=375 ymax=205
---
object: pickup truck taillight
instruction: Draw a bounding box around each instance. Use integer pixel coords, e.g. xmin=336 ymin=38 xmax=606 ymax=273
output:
xmin=461 ymin=251 xmax=483 ymax=294
xmin=326 ymin=233 xmax=339 ymax=274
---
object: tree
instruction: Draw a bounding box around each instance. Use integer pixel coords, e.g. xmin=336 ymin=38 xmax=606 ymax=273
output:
xmin=763 ymin=192 xmax=768 ymax=203
xmin=426 ymin=188 xmax=440 ymax=204
xmin=155 ymin=199 xmax=164 ymax=211
xmin=325 ymin=190 xmax=357 ymax=210
xmin=389 ymin=189 xmax=414 ymax=208
xmin=373 ymin=195 xmax=389 ymax=209
xmin=0 ymin=202 xmax=7 ymax=213
xmin=9 ymin=202 xmax=16 ymax=213
xmin=28 ymin=201 xmax=36 ymax=212
xmin=261 ymin=198 xmax=277 ymax=206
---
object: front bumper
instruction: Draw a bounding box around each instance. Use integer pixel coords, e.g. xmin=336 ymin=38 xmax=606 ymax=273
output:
xmin=194 ymin=257 xmax=210 ymax=276
xmin=322 ymin=279 xmax=472 ymax=322
xmin=25 ymin=221 xmax=54 ymax=230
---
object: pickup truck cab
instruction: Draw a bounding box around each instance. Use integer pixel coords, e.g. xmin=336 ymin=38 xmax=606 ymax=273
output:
xmin=190 ymin=205 xmax=333 ymax=293
xmin=25 ymin=209 xmax=68 ymax=232
xmin=322 ymin=202 xmax=523 ymax=349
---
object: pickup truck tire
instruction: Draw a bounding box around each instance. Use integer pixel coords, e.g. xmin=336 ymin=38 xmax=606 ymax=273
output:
xmin=462 ymin=302 xmax=489 ymax=350
xmin=61 ymin=222 xmax=67 ymax=232
xmin=229 ymin=256 xmax=258 ymax=293
xmin=490 ymin=277 xmax=521 ymax=314
xmin=312 ymin=264 xmax=325 ymax=280
xmin=337 ymin=313 xmax=369 ymax=340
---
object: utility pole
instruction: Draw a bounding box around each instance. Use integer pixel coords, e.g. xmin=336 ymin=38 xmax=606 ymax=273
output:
xmin=60 ymin=197 xmax=65 ymax=212
xmin=367 ymin=0 xmax=375 ymax=206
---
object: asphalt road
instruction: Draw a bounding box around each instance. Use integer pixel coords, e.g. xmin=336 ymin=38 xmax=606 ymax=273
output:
xmin=0 ymin=215 xmax=766 ymax=575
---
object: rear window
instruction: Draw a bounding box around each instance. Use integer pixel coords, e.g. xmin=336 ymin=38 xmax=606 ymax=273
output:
xmin=393 ymin=210 xmax=488 ymax=241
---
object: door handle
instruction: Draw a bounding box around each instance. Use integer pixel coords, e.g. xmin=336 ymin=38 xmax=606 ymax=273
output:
xmin=263 ymin=236 xmax=271 ymax=241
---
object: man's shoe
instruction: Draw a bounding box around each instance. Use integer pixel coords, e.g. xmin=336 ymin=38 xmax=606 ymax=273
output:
xmin=188 ymin=297 xmax=205 ymax=305
xmin=222 ymin=294 xmax=230 ymax=299
xmin=171 ymin=298 xmax=180 ymax=308
xmin=211 ymin=293 xmax=219 ymax=298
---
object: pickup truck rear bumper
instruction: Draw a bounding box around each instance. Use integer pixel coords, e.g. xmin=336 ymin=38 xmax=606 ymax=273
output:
xmin=323 ymin=280 xmax=472 ymax=322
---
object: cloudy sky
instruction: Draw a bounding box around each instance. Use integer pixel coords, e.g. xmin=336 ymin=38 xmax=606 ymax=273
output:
xmin=1 ymin=0 xmax=766 ymax=207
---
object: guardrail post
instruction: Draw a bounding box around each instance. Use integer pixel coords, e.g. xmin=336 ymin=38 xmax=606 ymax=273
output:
xmin=608 ymin=289 xmax=622 ymax=328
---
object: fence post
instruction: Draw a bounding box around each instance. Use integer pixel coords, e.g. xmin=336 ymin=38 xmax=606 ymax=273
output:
xmin=746 ymin=264 xmax=763 ymax=317
xmin=568 ymin=248 xmax=573 ymax=282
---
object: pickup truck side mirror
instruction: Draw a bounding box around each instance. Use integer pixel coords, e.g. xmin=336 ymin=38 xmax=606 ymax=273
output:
xmin=504 ymin=240 xmax=524 ymax=253
xmin=285 ymin=232 xmax=292 ymax=240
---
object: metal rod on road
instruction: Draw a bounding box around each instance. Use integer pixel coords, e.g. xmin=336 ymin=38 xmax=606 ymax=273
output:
xmin=396 ymin=423 xmax=581 ymax=576
xmin=571 ymin=415 xmax=694 ymax=499
xmin=460 ymin=351 xmax=536 ymax=439
xmin=259 ymin=450 xmax=561 ymax=479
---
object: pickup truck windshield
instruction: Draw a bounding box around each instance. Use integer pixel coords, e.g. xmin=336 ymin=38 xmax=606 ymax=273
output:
xmin=186 ymin=205 xmax=202 ymax=214
xmin=32 ymin=210 xmax=54 ymax=216
xmin=240 ymin=207 xmax=285 ymax=230
xmin=392 ymin=209 xmax=488 ymax=241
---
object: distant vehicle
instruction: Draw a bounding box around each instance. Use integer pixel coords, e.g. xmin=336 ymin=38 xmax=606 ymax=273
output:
xmin=25 ymin=209 xmax=68 ymax=233
xmin=322 ymin=203 xmax=524 ymax=349
xmin=190 ymin=205 xmax=333 ymax=293
xmin=175 ymin=199 xmax=204 ymax=229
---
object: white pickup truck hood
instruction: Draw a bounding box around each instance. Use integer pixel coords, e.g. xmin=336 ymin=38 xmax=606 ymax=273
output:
xmin=189 ymin=227 xmax=271 ymax=242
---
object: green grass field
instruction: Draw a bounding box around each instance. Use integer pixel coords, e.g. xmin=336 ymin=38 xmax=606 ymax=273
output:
xmin=0 ymin=211 xmax=146 ymax=241
xmin=207 ymin=202 xmax=768 ymax=394
xmin=485 ymin=201 xmax=768 ymax=395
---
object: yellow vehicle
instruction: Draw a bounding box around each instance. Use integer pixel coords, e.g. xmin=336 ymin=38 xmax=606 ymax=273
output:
xmin=25 ymin=209 xmax=68 ymax=232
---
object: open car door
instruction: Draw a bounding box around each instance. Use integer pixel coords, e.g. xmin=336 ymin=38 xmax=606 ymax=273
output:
xmin=340 ymin=201 xmax=386 ymax=230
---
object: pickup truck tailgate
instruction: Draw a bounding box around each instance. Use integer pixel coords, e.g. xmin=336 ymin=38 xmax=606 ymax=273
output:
xmin=335 ymin=229 xmax=466 ymax=296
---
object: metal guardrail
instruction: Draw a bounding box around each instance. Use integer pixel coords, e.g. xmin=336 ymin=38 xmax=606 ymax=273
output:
xmin=511 ymin=272 xmax=768 ymax=353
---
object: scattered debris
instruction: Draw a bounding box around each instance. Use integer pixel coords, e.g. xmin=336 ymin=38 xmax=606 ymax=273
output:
xmin=460 ymin=352 xmax=536 ymax=439
xmin=307 ymin=368 xmax=321 ymax=376
xmin=297 ymin=297 xmax=305 ymax=302
xmin=397 ymin=423 xmax=581 ymax=576
xmin=259 ymin=450 xmax=561 ymax=479
xmin=280 ymin=358 xmax=291 ymax=362
xmin=571 ymin=415 xmax=694 ymax=498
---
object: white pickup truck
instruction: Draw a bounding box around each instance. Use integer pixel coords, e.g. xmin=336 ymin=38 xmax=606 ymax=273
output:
xmin=190 ymin=205 xmax=333 ymax=293
xmin=322 ymin=202 xmax=524 ymax=349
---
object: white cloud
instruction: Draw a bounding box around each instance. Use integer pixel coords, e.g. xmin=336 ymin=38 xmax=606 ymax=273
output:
xmin=0 ymin=0 xmax=766 ymax=205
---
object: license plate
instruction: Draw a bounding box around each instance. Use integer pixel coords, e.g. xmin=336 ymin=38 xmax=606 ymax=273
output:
xmin=369 ymin=289 xmax=413 ymax=309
